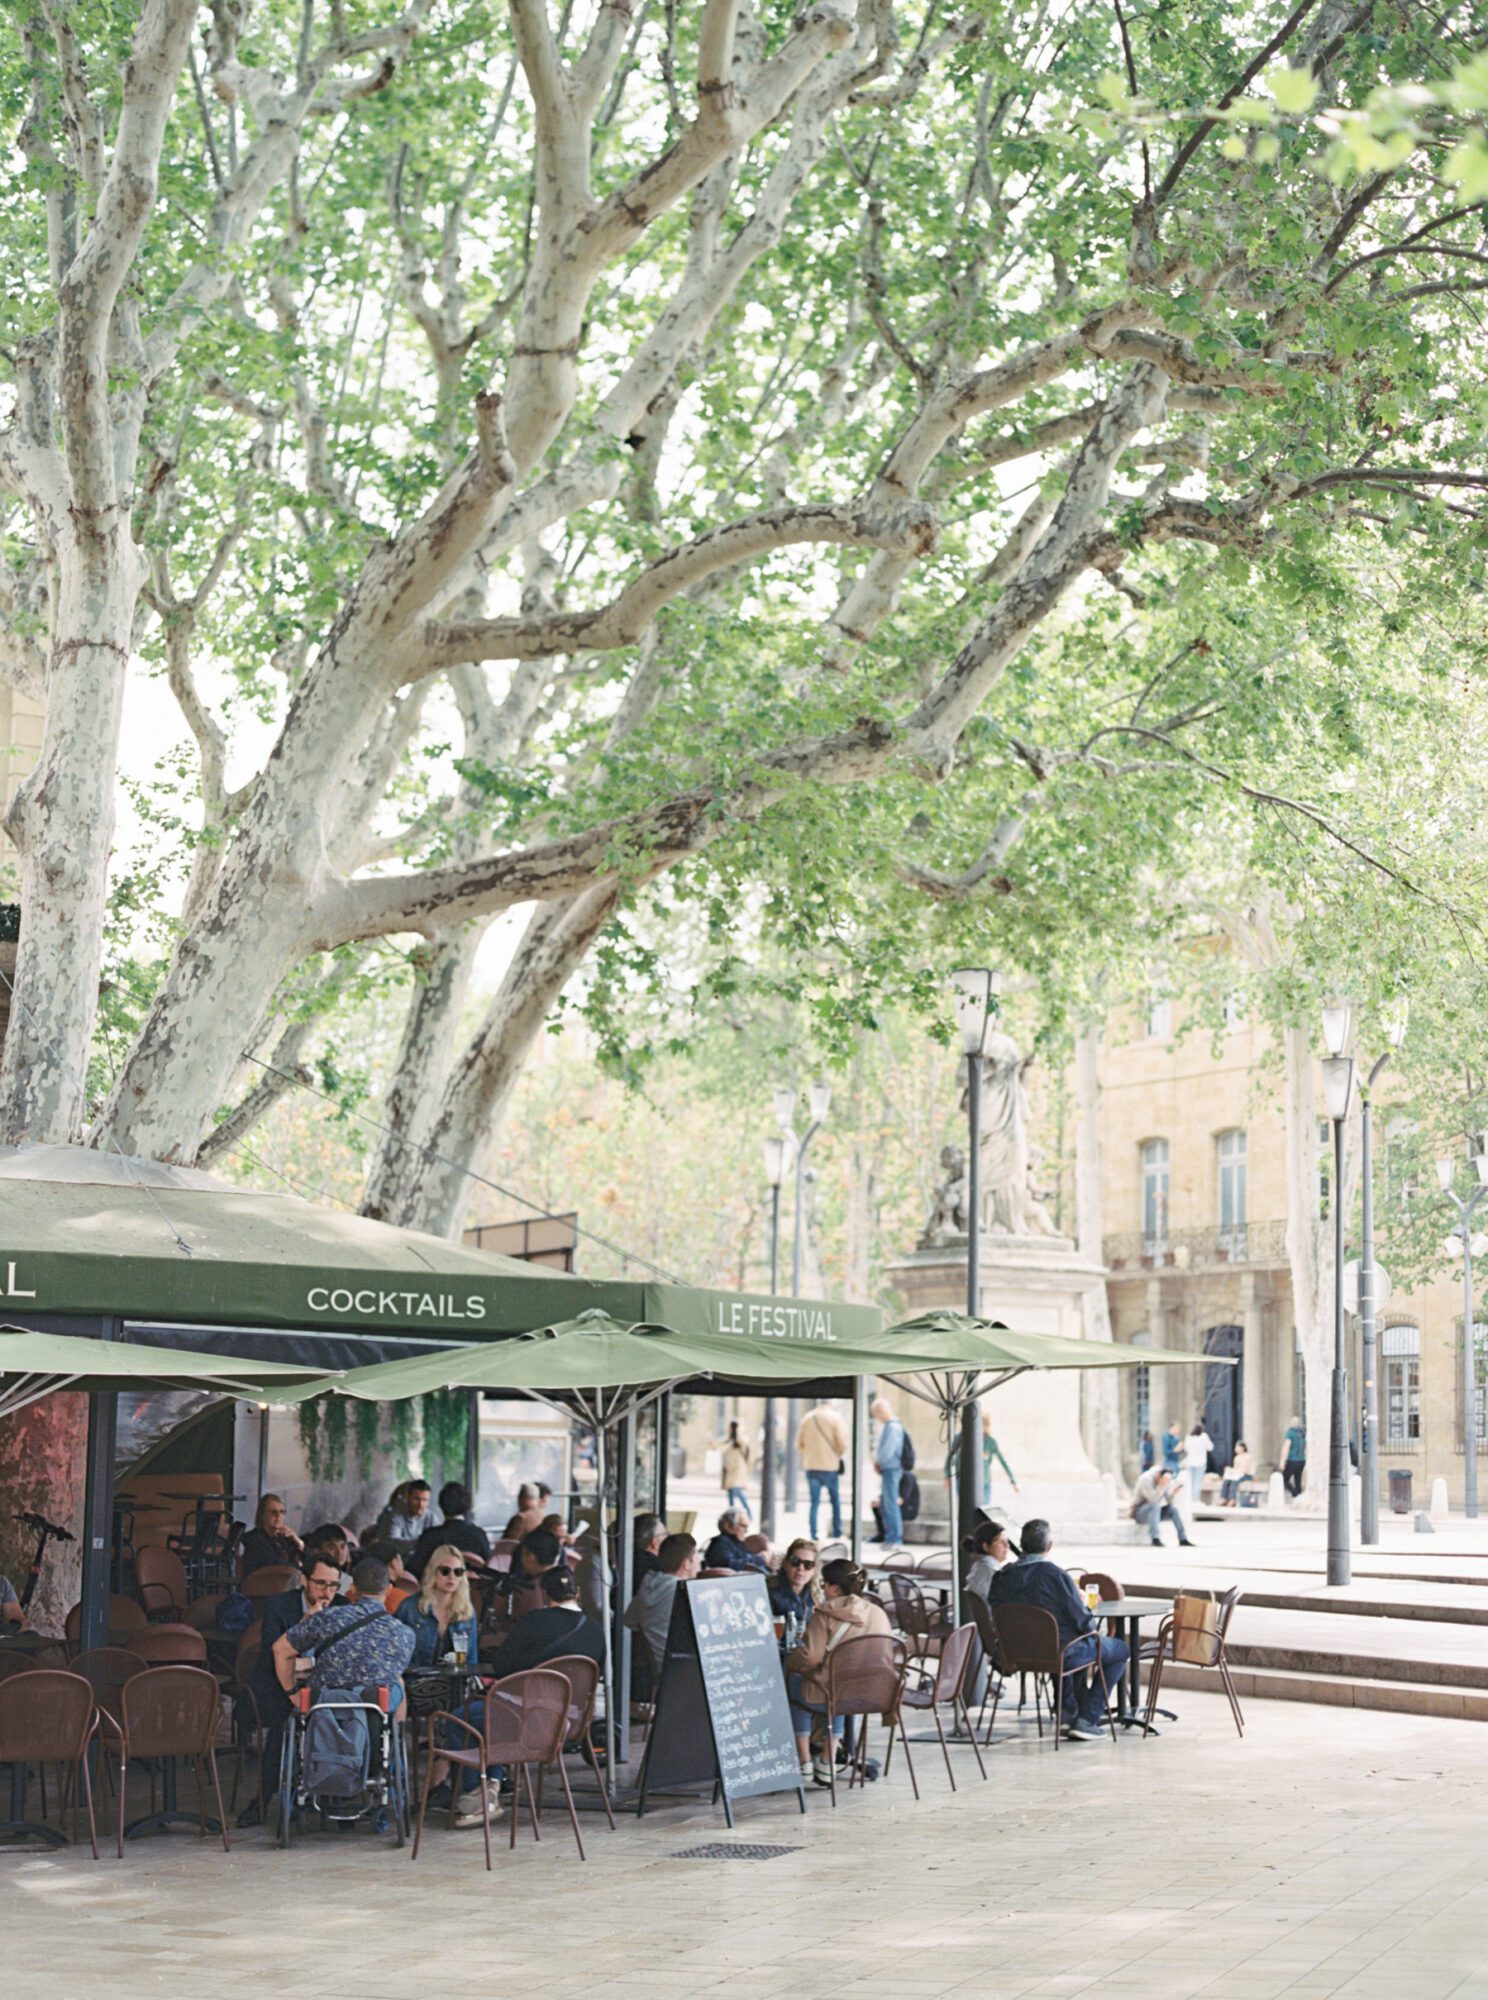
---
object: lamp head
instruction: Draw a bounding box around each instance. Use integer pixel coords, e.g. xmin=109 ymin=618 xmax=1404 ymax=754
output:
xmin=950 ymin=967 xmax=995 ymax=1056
xmin=1321 ymin=998 xmax=1352 ymax=1058
xmin=1321 ymin=1054 xmax=1355 ymax=1124
xmin=762 ymin=1136 xmax=790 ymax=1188
xmin=772 ymin=1086 xmax=797 ymax=1132
xmin=808 ymin=1079 xmax=832 ymax=1123
xmin=1437 ymin=1157 xmax=1457 ymax=1194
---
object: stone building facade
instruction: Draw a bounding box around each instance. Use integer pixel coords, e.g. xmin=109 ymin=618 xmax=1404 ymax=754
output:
xmin=1097 ymin=993 xmax=1473 ymax=1506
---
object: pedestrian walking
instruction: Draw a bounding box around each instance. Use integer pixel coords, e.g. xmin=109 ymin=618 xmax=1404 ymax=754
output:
xmin=1183 ymin=1423 xmax=1213 ymax=1507
xmin=718 ymin=1419 xmax=753 ymax=1520
xmin=1281 ymin=1415 xmax=1307 ymax=1499
xmin=795 ymin=1398 xmax=849 ymax=1539
xmin=870 ymin=1396 xmax=907 ymax=1545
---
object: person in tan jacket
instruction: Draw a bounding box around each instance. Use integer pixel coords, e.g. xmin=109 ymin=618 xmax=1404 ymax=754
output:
xmin=784 ymin=1557 xmax=893 ymax=1783
xmin=796 ymin=1399 xmax=850 ymax=1539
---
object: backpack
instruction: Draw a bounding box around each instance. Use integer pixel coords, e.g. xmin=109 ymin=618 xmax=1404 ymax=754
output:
xmin=301 ymin=1690 xmax=372 ymax=1800
xmin=900 ymin=1471 xmax=922 ymax=1523
xmin=215 ymin=1591 xmax=255 ymax=1635
xmin=900 ymin=1428 xmax=916 ymax=1473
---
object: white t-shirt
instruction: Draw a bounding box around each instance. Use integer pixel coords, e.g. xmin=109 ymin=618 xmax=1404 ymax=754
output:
xmin=1183 ymin=1433 xmax=1212 ymax=1470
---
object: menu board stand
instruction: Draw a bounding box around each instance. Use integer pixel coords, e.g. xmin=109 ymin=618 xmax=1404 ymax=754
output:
xmin=636 ymin=1574 xmax=807 ymax=1826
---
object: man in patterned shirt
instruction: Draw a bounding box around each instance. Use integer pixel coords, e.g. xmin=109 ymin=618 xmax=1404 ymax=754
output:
xmin=272 ymin=1555 xmax=415 ymax=1708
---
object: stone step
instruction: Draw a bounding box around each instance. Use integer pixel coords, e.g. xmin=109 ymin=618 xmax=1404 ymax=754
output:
xmin=1227 ymin=1641 xmax=1488 ymax=1691
xmin=1159 ymin=1660 xmax=1488 ymax=1722
xmin=1116 ymin=1576 xmax=1488 ymax=1626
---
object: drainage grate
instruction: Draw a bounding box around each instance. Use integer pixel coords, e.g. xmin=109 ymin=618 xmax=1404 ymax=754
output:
xmin=670 ymin=1842 xmax=802 ymax=1861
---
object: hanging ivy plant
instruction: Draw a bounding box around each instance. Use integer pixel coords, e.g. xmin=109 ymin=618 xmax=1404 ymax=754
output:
xmin=389 ymin=1399 xmax=416 ymax=1479
xmin=353 ymin=1398 xmax=381 ymax=1479
xmin=421 ymin=1390 xmax=468 ymax=1481
xmin=320 ymin=1394 xmax=348 ymax=1483
xmin=297 ymin=1397 xmax=321 ymax=1468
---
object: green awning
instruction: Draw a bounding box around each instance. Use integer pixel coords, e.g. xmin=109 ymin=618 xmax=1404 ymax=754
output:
xmin=0 ymin=1324 xmax=337 ymax=1420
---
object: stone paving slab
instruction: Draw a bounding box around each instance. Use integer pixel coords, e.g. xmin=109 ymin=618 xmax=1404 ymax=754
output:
xmin=5 ymin=1694 xmax=1488 ymax=2000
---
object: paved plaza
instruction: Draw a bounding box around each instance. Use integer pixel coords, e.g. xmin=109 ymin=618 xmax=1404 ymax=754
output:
xmin=6 ymin=1691 xmax=1487 ymax=2000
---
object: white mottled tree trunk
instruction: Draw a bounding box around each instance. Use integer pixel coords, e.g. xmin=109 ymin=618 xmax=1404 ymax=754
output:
xmin=1074 ymin=1019 xmax=1121 ymax=1481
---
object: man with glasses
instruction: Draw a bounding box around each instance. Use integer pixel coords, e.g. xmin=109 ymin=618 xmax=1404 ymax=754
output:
xmin=239 ymin=1548 xmax=344 ymax=1826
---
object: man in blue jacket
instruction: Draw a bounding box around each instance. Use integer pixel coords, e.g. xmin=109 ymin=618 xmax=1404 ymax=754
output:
xmin=703 ymin=1507 xmax=769 ymax=1573
xmin=987 ymin=1519 xmax=1128 ymax=1741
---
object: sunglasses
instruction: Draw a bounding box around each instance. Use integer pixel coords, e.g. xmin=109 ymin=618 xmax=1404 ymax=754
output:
xmin=787 ymin=1558 xmax=816 ymax=1570
xmin=436 ymin=1565 xmax=466 ymax=1579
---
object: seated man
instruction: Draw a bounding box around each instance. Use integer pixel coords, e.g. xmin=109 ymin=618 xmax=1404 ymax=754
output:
xmin=632 ymin=1513 xmax=666 ymax=1581
xmin=484 ymin=1566 xmax=605 ymax=1678
xmin=0 ymin=1570 xmax=26 ymax=1632
xmin=1131 ymin=1465 xmax=1194 ymax=1547
xmin=240 ymin=1546 xmax=344 ymax=1824
xmin=302 ymin=1523 xmax=353 ymax=1580
xmin=501 ymin=1481 xmax=551 ymax=1542
xmin=411 ymin=1481 xmax=491 ymax=1576
xmin=489 ymin=1525 xmax=562 ymax=1611
xmin=703 ymin=1507 xmax=769 ymax=1575
xmin=987 ymin=1519 xmax=1128 ymax=1742
xmin=362 ymin=1541 xmax=415 ymax=1611
xmin=623 ymin=1532 xmax=699 ymax=1678
xmin=271 ymin=1555 xmax=415 ymax=1709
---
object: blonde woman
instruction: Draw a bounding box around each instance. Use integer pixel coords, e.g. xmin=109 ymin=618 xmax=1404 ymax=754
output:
xmin=397 ymin=1545 xmax=494 ymax=1827
xmin=395 ymin=1543 xmax=477 ymax=1666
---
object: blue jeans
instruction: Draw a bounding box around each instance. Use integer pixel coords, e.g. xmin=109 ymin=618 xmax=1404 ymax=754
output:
xmin=787 ymin=1671 xmax=844 ymax=1742
xmin=727 ymin=1485 xmax=752 ymax=1519
xmin=879 ymin=1465 xmax=903 ymax=1544
xmin=806 ymin=1469 xmax=842 ymax=1537
xmin=1139 ymin=1500 xmax=1188 ymax=1544
xmin=1059 ymin=1634 xmax=1129 ymax=1725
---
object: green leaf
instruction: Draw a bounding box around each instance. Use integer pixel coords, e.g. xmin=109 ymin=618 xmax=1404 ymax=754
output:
xmin=1266 ymin=67 xmax=1318 ymax=115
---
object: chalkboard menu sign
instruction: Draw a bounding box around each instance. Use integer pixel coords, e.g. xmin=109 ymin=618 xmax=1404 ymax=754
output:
xmin=637 ymin=1574 xmax=806 ymax=1825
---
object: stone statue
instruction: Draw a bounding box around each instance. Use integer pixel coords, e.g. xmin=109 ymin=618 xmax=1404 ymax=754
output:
xmin=967 ymin=1029 xmax=1062 ymax=1239
xmin=919 ymin=1143 xmax=970 ymax=1247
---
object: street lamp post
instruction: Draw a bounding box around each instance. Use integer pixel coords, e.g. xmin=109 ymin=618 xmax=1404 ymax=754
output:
xmin=774 ymin=1082 xmax=832 ymax=1513
xmin=761 ymin=1134 xmax=792 ymax=1539
xmin=1320 ymin=1002 xmax=1356 ymax=1588
xmin=1437 ymin=1144 xmax=1488 ymax=1521
xmin=950 ymin=968 xmax=998 ymax=1552
xmin=1358 ymin=998 xmax=1408 ymax=1545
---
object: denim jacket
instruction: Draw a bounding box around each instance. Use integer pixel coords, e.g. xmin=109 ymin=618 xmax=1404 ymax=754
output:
xmin=393 ymin=1594 xmax=479 ymax=1668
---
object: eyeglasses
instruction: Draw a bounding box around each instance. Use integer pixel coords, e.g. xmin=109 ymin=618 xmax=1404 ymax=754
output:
xmin=436 ymin=1565 xmax=466 ymax=1579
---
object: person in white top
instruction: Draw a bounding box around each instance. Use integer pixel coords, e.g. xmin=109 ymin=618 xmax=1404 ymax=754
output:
xmin=1182 ymin=1426 xmax=1213 ymax=1507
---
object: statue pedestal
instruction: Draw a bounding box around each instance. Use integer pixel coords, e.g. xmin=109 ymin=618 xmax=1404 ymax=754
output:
xmin=886 ymin=1233 xmax=1131 ymax=1542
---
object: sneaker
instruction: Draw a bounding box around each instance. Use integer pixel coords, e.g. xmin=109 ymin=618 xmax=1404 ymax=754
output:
xmin=453 ymin=1787 xmax=502 ymax=1828
xmin=798 ymin=1759 xmax=813 ymax=1783
xmin=1065 ymin=1719 xmax=1105 ymax=1741
xmin=1149 ymin=1537 xmax=1163 ymax=1546
xmin=425 ymin=1782 xmax=453 ymax=1813
xmin=811 ymin=1756 xmax=835 ymax=1787
xmin=1178 ymin=1538 xmax=1195 ymax=1547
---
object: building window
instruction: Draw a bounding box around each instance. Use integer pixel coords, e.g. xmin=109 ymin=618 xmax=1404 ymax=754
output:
xmin=1455 ymin=1320 xmax=1488 ymax=1450
xmin=1381 ymin=1322 xmax=1420 ymax=1450
xmin=1145 ymin=993 xmax=1172 ymax=1040
xmin=1140 ymin=1138 xmax=1170 ymax=1251
xmin=1130 ymin=1331 xmax=1151 ymax=1452
xmin=1217 ymin=1129 xmax=1247 ymax=1250
xmin=1317 ymin=1118 xmax=1331 ymax=1218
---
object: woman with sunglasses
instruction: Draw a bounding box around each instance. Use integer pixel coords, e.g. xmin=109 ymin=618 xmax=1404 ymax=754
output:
xmin=768 ymin=1538 xmax=820 ymax=1644
xmin=397 ymin=1545 xmax=496 ymax=1826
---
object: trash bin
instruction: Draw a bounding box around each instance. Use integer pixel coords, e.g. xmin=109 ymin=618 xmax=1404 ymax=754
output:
xmin=1388 ymin=1468 xmax=1413 ymax=1514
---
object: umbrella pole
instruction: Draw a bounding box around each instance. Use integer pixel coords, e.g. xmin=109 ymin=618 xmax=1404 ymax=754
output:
xmin=946 ymin=1390 xmax=962 ymax=1637
xmin=851 ymin=1377 xmax=867 ymax=1564
xmin=616 ymin=1405 xmax=637 ymax=1773
xmin=79 ymin=1317 xmax=122 ymax=1655
xmin=596 ymin=1414 xmax=616 ymax=1807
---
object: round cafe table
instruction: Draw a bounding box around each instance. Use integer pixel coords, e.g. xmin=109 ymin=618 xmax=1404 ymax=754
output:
xmin=1089 ymin=1595 xmax=1173 ymax=1729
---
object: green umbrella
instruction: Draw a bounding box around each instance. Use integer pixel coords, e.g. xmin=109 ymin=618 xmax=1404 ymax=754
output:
xmin=0 ymin=1323 xmax=337 ymax=1421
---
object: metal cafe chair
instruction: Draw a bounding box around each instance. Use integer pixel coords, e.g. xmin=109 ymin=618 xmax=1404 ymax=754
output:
xmin=1142 ymin=1587 xmax=1245 ymax=1738
xmin=414 ymin=1668 xmax=582 ymax=1870
xmin=129 ymin=1624 xmax=210 ymax=1668
xmin=534 ymin=1652 xmax=615 ymax=1833
xmin=0 ymin=1668 xmax=99 ymax=1855
xmin=99 ymin=1664 xmax=230 ymax=1856
xmin=989 ymin=1603 xmax=1118 ymax=1748
xmin=886 ymin=1571 xmax=951 ymax=1669
xmin=899 ymin=1622 xmax=987 ymax=1790
xmin=824 ymin=1633 xmax=919 ymax=1807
